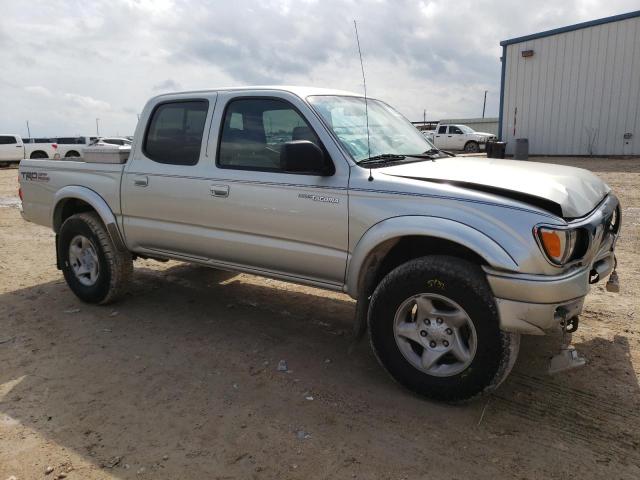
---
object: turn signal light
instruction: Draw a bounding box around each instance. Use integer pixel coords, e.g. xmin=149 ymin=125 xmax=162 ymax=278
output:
xmin=540 ymin=230 xmax=561 ymax=258
xmin=535 ymin=226 xmax=577 ymax=265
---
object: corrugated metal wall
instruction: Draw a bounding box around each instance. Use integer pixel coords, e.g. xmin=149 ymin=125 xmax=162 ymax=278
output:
xmin=440 ymin=118 xmax=499 ymax=135
xmin=501 ymin=15 xmax=640 ymax=155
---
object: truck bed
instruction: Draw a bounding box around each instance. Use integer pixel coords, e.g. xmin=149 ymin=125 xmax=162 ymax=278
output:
xmin=19 ymin=158 xmax=124 ymax=229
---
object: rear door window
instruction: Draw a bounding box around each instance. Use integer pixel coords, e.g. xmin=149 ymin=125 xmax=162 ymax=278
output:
xmin=144 ymin=100 xmax=209 ymax=165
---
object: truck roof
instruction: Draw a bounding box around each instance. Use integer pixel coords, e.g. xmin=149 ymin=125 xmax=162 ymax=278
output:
xmin=151 ymin=85 xmax=363 ymax=101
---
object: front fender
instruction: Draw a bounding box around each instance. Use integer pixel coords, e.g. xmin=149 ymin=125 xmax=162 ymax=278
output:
xmin=52 ymin=185 xmax=125 ymax=250
xmin=345 ymin=215 xmax=518 ymax=297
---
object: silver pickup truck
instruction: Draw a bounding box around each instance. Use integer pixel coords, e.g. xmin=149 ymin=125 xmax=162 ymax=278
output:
xmin=18 ymin=86 xmax=621 ymax=402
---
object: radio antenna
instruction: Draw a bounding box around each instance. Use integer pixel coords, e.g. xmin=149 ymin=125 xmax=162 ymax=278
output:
xmin=353 ymin=20 xmax=373 ymax=181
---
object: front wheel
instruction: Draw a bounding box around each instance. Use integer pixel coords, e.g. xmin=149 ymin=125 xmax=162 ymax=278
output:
xmin=464 ymin=141 xmax=480 ymax=153
xmin=368 ymin=256 xmax=519 ymax=402
xmin=59 ymin=212 xmax=133 ymax=304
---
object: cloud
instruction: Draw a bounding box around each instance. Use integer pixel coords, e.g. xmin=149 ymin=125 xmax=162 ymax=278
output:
xmin=24 ymin=86 xmax=53 ymax=97
xmin=63 ymin=93 xmax=111 ymax=111
xmin=1 ymin=0 xmax=639 ymax=136
xmin=152 ymin=79 xmax=182 ymax=91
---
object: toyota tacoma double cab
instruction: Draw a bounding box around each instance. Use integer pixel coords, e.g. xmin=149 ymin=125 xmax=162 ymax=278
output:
xmin=18 ymin=87 xmax=621 ymax=402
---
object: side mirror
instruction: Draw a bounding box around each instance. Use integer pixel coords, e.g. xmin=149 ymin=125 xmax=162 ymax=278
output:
xmin=280 ymin=140 xmax=328 ymax=175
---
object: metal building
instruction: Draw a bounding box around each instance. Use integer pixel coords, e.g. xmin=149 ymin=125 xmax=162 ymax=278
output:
xmin=499 ymin=10 xmax=640 ymax=156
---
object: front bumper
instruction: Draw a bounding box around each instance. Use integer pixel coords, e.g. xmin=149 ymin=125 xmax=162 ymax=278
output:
xmin=484 ymin=251 xmax=615 ymax=335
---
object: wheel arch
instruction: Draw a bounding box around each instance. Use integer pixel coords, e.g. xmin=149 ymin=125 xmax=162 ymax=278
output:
xmin=52 ymin=186 xmax=126 ymax=252
xmin=30 ymin=150 xmax=49 ymax=159
xmin=345 ymin=216 xmax=518 ymax=299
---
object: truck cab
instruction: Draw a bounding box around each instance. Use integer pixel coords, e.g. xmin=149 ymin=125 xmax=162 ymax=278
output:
xmin=0 ymin=134 xmax=24 ymax=166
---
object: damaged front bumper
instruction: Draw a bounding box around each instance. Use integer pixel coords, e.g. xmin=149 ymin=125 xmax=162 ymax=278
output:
xmin=484 ymin=251 xmax=616 ymax=335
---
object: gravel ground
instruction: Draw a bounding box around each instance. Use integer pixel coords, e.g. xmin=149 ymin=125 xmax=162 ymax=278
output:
xmin=1 ymin=157 xmax=639 ymax=479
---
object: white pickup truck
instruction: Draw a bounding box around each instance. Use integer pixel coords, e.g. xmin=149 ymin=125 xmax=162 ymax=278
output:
xmin=18 ymin=86 xmax=621 ymax=402
xmin=426 ymin=123 xmax=497 ymax=153
xmin=23 ymin=137 xmax=92 ymax=159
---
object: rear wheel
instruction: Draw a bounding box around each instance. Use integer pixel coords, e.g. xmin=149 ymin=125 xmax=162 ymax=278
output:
xmin=65 ymin=150 xmax=80 ymax=158
xmin=30 ymin=151 xmax=48 ymax=159
xmin=464 ymin=141 xmax=480 ymax=153
xmin=59 ymin=212 xmax=132 ymax=304
xmin=368 ymin=255 xmax=520 ymax=402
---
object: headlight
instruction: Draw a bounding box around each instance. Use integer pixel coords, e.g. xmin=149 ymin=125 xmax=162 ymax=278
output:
xmin=535 ymin=226 xmax=577 ymax=265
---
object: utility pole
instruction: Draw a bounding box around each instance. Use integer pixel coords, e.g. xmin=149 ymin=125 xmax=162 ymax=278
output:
xmin=26 ymin=120 xmax=31 ymax=138
xmin=423 ymin=109 xmax=426 ymax=127
xmin=96 ymin=118 xmax=100 ymax=137
xmin=482 ymin=90 xmax=487 ymax=118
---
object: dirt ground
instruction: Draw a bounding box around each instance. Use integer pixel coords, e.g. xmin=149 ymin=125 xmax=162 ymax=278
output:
xmin=1 ymin=157 xmax=639 ymax=480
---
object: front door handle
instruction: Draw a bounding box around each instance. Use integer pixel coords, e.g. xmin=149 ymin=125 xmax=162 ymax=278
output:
xmin=133 ymin=176 xmax=148 ymax=187
xmin=211 ymin=184 xmax=229 ymax=197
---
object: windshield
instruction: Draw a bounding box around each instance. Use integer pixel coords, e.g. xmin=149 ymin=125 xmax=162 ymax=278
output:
xmin=458 ymin=125 xmax=475 ymax=134
xmin=307 ymin=95 xmax=436 ymax=162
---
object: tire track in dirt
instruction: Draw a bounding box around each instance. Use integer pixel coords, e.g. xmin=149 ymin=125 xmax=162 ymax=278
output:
xmin=493 ymin=372 xmax=640 ymax=466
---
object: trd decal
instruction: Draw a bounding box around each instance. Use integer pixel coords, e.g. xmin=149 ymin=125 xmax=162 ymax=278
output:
xmin=21 ymin=171 xmax=50 ymax=182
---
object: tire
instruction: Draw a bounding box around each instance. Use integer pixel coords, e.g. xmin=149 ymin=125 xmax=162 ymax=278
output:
xmin=59 ymin=212 xmax=133 ymax=304
xmin=30 ymin=151 xmax=48 ymax=159
xmin=368 ymin=255 xmax=520 ymax=403
xmin=464 ymin=141 xmax=480 ymax=153
xmin=65 ymin=150 xmax=80 ymax=158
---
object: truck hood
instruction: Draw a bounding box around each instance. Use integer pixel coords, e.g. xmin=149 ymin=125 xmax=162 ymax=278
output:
xmin=473 ymin=132 xmax=494 ymax=138
xmin=379 ymin=157 xmax=610 ymax=219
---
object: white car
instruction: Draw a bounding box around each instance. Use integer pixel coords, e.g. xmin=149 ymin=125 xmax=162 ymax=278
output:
xmin=427 ymin=124 xmax=497 ymax=153
xmin=0 ymin=134 xmax=24 ymax=166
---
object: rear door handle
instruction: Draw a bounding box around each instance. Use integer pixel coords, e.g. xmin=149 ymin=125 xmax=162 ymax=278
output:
xmin=211 ymin=184 xmax=229 ymax=197
xmin=133 ymin=176 xmax=148 ymax=187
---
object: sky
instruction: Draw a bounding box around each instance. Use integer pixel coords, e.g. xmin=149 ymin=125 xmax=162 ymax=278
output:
xmin=0 ymin=0 xmax=638 ymax=137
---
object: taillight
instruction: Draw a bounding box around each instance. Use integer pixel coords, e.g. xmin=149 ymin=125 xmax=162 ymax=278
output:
xmin=18 ymin=173 xmax=23 ymax=201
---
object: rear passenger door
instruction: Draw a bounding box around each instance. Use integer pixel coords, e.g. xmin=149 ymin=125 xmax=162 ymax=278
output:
xmin=448 ymin=126 xmax=466 ymax=150
xmin=433 ymin=125 xmax=447 ymax=149
xmin=121 ymin=95 xmax=217 ymax=257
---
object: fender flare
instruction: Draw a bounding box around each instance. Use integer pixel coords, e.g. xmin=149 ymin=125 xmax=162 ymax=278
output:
xmin=52 ymin=186 xmax=126 ymax=251
xmin=345 ymin=215 xmax=519 ymax=298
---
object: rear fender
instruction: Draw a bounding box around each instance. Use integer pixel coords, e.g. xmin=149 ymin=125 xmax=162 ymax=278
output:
xmin=52 ymin=186 xmax=126 ymax=252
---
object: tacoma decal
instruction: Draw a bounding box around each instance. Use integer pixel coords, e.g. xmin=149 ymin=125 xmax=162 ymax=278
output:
xmin=298 ymin=193 xmax=339 ymax=204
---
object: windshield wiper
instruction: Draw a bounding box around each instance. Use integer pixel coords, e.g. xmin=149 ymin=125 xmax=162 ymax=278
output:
xmin=424 ymin=147 xmax=456 ymax=157
xmin=358 ymin=153 xmax=406 ymax=165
